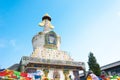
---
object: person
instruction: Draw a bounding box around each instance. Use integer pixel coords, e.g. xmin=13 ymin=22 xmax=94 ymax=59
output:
xmin=100 ymin=71 xmax=109 ymax=80
xmin=87 ymin=70 xmax=99 ymax=80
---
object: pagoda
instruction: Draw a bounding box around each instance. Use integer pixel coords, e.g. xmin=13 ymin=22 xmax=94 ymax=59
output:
xmin=19 ymin=14 xmax=86 ymax=80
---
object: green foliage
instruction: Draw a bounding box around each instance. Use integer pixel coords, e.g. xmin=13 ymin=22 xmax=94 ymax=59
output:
xmin=87 ymin=52 xmax=101 ymax=76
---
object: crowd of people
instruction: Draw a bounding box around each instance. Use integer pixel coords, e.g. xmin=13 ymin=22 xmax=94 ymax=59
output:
xmin=86 ymin=71 xmax=120 ymax=80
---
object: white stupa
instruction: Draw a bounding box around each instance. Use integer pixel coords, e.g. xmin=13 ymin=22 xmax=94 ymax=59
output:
xmin=31 ymin=14 xmax=73 ymax=61
xmin=20 ymin=14 xmax=85 ymax=80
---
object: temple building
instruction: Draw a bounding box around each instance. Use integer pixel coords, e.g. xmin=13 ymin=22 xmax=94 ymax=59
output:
xmin=19 ymin=14 xmax=85 ymax=80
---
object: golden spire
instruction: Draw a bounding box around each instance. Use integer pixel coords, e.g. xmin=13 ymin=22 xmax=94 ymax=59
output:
xmin=38 ymin=14 xmax=54 ymax=32
xmin=44 ymin=13 xmax=50 ymax=17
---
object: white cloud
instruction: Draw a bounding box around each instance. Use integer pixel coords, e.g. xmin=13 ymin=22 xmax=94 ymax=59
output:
xmin=9 ymin=40 xmax=16 ymax=47
xmin=117 ymin=11 xmax=120 ymax=16
xmin=0 ymin=43 xmax=5 ymax=48
xmin=0 ymin=39 xmax=6 ymax=48
xmin=0 ymin=39 xmax=17 ymax=48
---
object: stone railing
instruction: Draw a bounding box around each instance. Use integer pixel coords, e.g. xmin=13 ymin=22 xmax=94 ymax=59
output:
xmin=21 ymin=56 xmax=85 ymax=69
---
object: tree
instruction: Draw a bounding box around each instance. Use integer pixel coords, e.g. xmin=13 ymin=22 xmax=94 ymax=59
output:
xmin=87 ymin=52 xmax=101 ymax=76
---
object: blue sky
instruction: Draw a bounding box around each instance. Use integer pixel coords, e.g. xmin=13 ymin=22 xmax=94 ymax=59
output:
xmin=0 ymin=0 xmax=120 ymax=70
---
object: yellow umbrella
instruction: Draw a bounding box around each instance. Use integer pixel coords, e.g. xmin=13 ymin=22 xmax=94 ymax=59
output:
xmin=87 ymin=75 xmax=92 ymax=80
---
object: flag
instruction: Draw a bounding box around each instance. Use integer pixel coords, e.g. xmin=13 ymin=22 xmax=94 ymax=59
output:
xmin=14 ymin=71 xmax=20 ymax=78
xmin=6 ymin=70 xmax=13 ymax=76
xmin=34 ymin=75 xmax=41 ymax=79
xmin=20 ymin=72 xmax=28 ymax=77
xmin=27 ymin=73 xmax=34 ymax=79
xmin=25 ymin=77 xmax=31 ymax=80
xmin=0 ymin=69 xmax=7 ymax=76
xmin=0 ymin=69 xmax=5 ymax=72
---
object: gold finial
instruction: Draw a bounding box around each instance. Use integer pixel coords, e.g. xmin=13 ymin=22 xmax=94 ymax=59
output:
xmin=44 ymin=13 xmax=50 ymax=17
xmin=38 ymin=13 xmax=54 ymax=31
